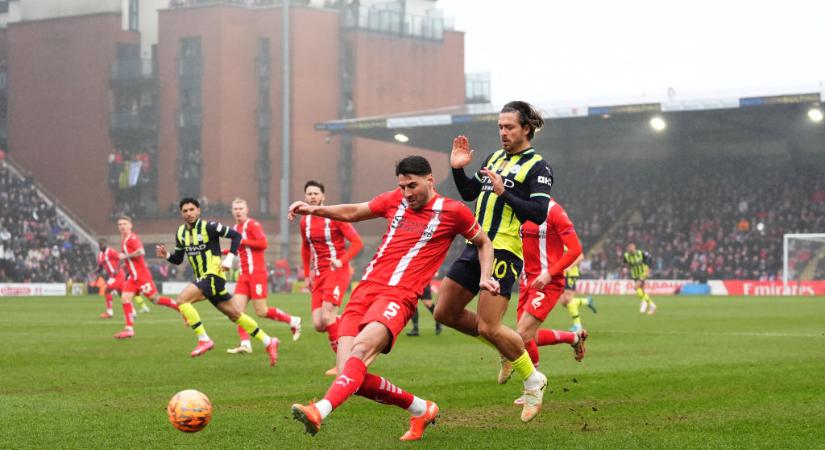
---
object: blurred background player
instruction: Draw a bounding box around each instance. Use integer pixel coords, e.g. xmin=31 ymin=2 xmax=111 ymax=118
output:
xmin=499 ymin=199 xmax=587 ymax=404
xmin=300 ymin=180 xmax=363 ymax=375
xmin=624 ymin=243 xmax=656 ymax=314
xmin=226 ymin=198 xmax=302 ymax=354
xmin=560 ymin=256 xmax=596 ymax=332
xmin=434 ymin=101 xmax=553 ymax=423
xmin=157 ymin=198 xmax=280 ymax=364
xmin=96 ymin=238 xmax=123 ymax=318
xmin=113 ymin=216 xmax=179 ymax=339
xmin=406 ymin=282 xmax=441 ymax=336
xmin=288 ymin=156 xmax=496 ymax=441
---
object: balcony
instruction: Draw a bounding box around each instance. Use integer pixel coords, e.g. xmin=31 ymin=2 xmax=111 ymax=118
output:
xmin=178 ymin=107 xmax=203 ymax=129
xmin=341 ymin=5 xmax=451 ymax=41
xmin=110 ymin=59 xmax=157 ymax=88
xmin=109 ymin=109 xmax=158 ymax=139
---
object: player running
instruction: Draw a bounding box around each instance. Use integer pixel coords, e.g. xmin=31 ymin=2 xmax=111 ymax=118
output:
xmin=96 ymin=238 xmax=124 ymax=318
xmin=433 ymin=101 xmax=553 ymax=422
xmin=561 ymin=258 xmax=596 ymax=332
xmin=624 ymin=243 xmax=656 ymax=314
xmin=299 ymin=180 xmax=363 ymax=374
xmin=498 ymin=199 xmax=587 ymax=398
xmin=225 ymin=198 xmax=302 ymax=354
xmin=289 ymin=156 xmax=497 ymax=441
xmin=156 ymin=198 xmax=280 ymax=365
xmin=113 ymin=216 xmax=180 ymax=339
xmin=406 ymin=283 xmax=441 ymax=336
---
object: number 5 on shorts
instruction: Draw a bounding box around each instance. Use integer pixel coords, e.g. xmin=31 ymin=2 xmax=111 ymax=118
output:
xmin=140 ymin=283 xmax=153 ymax=294
xmin=383 ymin=302 xmax=400 ymax=320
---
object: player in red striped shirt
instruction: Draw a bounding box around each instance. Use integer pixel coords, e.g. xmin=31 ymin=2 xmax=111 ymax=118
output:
xmin=300 ymin=180 xmax=363 ymax=374
xmin=289 ymin=156 xmax=497 ymax=441
xmin=501 ymin=199 xmax=587 ymax=399
xmin=226 ymin=198 xmax=302 ymax=354
xmin=113 ymin=216 xmax=180 ymax=339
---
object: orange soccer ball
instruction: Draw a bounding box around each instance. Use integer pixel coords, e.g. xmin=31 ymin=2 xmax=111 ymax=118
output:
xmin=167 ymin=389 xmax=212 ymax=433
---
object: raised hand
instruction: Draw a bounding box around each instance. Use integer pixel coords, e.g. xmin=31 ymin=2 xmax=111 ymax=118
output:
xmin=451 ymin=135 xmax=474 ymax=169
xmin=288 ymin=201 xmax=312 ymax=220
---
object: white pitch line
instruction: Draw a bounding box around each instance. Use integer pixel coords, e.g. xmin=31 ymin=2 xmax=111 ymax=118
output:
xmin=598 ymin=329 xmax=823 ymax=338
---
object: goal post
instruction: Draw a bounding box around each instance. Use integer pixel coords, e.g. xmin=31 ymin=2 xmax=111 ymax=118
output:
xmin=783 ymin=233 xmax=825 ymax=289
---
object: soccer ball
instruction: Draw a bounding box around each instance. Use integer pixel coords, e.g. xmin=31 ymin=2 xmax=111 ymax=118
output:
xmin=167 ymin=389 xmax=212 ymax=433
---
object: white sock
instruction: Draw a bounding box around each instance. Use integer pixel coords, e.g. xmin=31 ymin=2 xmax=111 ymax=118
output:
xmin=407 ymin=396 xmax=427 ymax=416
xmin=316 ymin=399 xmax=333 ymax=419
xmin=524 ymin=369 xmax=544 ymax=390
xmin=198 ymin=334 xmax=211 ymax=342
xmin=290 ymin=316 xmax=300 ymax=327
xmin=260 ymin=335 xmax=272 ymax=346
xmin=640 ymin=301 xmax=647 ymax=313
xmin=106 ymin=309 xmax=113 ymax=315
xmin=240 ymin=340 xmax=251 ymax=348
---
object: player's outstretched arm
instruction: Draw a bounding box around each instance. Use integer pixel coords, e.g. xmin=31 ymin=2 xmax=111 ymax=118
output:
xmin=469 ymin=229 xmax=500 ymax=295
xmin=289 ymin=201 xmax=377 ymax=223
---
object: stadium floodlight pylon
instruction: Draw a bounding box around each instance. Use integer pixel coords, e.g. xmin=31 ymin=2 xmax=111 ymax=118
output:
xmin=783 ymin=233 xmax=825 ymax=290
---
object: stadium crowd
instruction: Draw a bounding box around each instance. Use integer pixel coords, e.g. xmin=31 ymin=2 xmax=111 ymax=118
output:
xmin=0 ymin=163 xmax=97 ymax=283
xmin=558 ymin=153 xmax=825 ymax=281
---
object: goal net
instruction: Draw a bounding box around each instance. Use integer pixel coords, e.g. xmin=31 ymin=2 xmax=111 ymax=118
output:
xmin=783 ymin=233 xmax=825 ymax=288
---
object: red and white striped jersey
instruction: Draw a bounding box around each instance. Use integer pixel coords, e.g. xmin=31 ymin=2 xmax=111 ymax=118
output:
xmin=97 ymin=247 xmax=121 ymax=277
xmin=362 ymin=189 xmax=480 ymax=296
xmin=300 ymin=214 xmax=361 ymax=277
xmin=233 ymin=218 xmax=267 ymax=276
xmin=121 ymin=232 xmax=151 ymax=280
xmin=520 ymin=199 xmax=577 ymax=285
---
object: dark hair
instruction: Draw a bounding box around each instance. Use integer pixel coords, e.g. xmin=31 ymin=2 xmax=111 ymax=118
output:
xmin=395 ymin=155 xmax=432 ymax=176
xmin=98 ymin=238 xmax=107 ymax=246
xmin=501 ymin=101 xmax=544 ymax=140
xmin=179 ymin=197 xmax=200 ymax=209
xmin=304 ymin=180 xmax=325 ymax=193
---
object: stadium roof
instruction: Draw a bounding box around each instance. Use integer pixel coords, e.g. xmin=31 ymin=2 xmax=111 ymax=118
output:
xmin=315 ymin=91 xmax=825 ymax=153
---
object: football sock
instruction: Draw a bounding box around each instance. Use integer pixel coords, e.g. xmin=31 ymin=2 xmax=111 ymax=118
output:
xmin=525 ymin=339 xmax=540 ymax=365
xmin=410 ymin=308 xmax=419 ymax=329
xmin=511 ymin=351 xmax=536 ymax=382
xmin=266 ymin=307 xmax=292 ymax=324
xmin=237 ymin=325 xmax=251 ymax=342
xmin=537 ymin=329 xmax=577 ymax=346
xmin=236 ymin=313 xmax=271 ymax=346
xmin=104 ymin=292 xmax=113 ymax=311
xmin=635 ymin=287 xmax=645 ymax=300
xmin=322 ymin=357 xmax=367 ymax=415
xmin=566 ymin=299 xmax=581 ymax=327
xmin=122 ymin=302 xmax=134 ymax=327
xmin=179 ymin=303 xmax=210 ymax=341
xmin=424 ymin=303 xmax=435 ymax=315
xmin=156 ymin=296 xmax=179 ymax=311
xmin=133 ymin=295 xmax=146 ymax=308
xmin=326 ymin=319 xmax=339 ymax=353
xmin=356 ymin=373 xmax=415 ymax=410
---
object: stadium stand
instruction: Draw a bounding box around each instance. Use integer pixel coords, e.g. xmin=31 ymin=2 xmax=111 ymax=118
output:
xmin=0 ymin=161 xmax=96 ymax=282
xmin=557 ymin=153 xmax=825 ymax=281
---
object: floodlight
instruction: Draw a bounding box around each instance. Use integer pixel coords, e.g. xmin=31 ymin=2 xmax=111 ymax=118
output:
xmin=394 ymin=133 xmax=409 ymax=143
xmin=649 ymin=116 xmax=666 ymax=132
xmin=807 ymin=108 xmax=823 ymax=123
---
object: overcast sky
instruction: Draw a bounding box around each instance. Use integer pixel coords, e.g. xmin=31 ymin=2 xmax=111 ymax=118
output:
xmin=438 ymin=0 xmax=825 ymax=105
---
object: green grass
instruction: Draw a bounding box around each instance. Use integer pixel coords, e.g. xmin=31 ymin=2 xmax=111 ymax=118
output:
xmin=1 ymin=294 xmax=824 ymax=449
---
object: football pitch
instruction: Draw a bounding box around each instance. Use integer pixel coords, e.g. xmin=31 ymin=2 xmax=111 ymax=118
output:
xmin=1 ymin=294 xmax=824 ymax=449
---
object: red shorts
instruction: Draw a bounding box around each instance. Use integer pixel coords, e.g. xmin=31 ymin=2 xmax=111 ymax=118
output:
xmin=106 ymin=270 xmax=126 ymax=293
xmin=338 ymin=281 xmax=417 ymax=354
xmin=234 ymin=273 xmax=268 ymax=300
xmin=310 ymin=267 xmax=351 ymax=310
xmin=123 ymin=274 xmax=159 ymax=297
xmin=517 ymin=281 xmax=563 ymax=322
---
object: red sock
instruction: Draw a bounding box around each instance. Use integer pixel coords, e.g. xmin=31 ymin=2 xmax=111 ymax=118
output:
xmin=323 ymin=357 xmax=367 ymax=410
xmin=156 ymin=296 xmax=179 ymax=311
xmin=356 ymin=373 xmax=414 ymax=409
xmin=536 ymin=329 xmax=576 ymax=346
xmin=122 ymin=303 xmax=134 ymax=327
xmin=237 ymin=325 xmax=250 ymax=341
xmin=326 ymin=319 xmax=339 ymax=353
xmin=266 ymin=307 xmax=292 ymax=324
xmin=104 ymin=292 xmax=113 ymax=310
xmin=525 ymin=339 xmax=540 ymax=365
